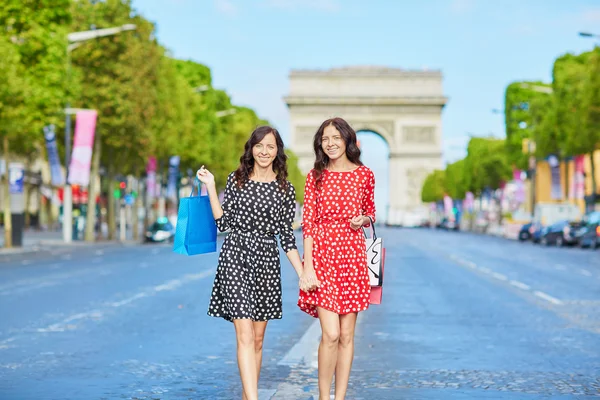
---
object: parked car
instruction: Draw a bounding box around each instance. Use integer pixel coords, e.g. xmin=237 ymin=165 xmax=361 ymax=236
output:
xmin=539 ymin=220 xmax=583 ymax=247
xmin=145 ymin=218 xmax=176 ymax=243
xmin=530 ymin=222 xmax=546 ymax=243
xmin=575 ymin=211 xmax=600 ymax=249
xmin=518 ymin=223 xmax=533 ymax=241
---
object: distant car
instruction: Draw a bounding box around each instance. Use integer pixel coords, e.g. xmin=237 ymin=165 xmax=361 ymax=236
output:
xmin=518 ymin=223 xmax=533 ymax=241
xmin=438 ymin=217 xmax=459 ymax=231
xmin=575 ymin=211 xmax=600 ymax=249
xmin=539 ymin=220 xmax=583 ymax=247
xmin=145 ymin=218 xmax=176 ymax=243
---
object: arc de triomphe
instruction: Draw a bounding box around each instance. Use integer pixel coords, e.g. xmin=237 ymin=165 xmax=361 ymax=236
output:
xmin=284 ymin=66 xmax=447 ymax=226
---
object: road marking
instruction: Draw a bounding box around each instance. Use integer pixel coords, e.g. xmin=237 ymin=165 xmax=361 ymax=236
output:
xmin=554 ymin=264 xmax=566 ymax=271
xmin=465 ymin=261 xmax=477 ymax=269
xmin=478 ymin=267 xmax=492 ymax=274
xmin=21 ymin=260 xmax=31 ymax=266
xmin=534 ymin=291 xmax=563 ymax=305
xmin=3 ymin=269 xmax=214 ymax=347
xmin=61 ymin=254 xmax=72 ymax=260
xmin=278 ymin=319 xmax=320 ymax=368
xmin=0 ymin=337 xmax=16 ymax=349
xmin=580 ymin=269 xmax=592 ymax=277
xmin=510 ymin=280 xmax=531 ymax=291
xmin=95 ymin=250 xmax=104 ymax=256
xmin=491 ymin=272 xmax=507 ymax=281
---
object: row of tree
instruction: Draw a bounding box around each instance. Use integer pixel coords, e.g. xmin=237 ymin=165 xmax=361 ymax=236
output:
xmin=0 ymin=0 xmax=304 ymax=245
xmin=422 ymin=45 xmax=600 ymax=206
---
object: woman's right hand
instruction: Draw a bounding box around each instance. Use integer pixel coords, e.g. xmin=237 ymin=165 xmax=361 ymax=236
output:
xmin=196 ymin=165 xmax=215 ymax=186
xmin=300 ymin=263 xmax=320 ymax=292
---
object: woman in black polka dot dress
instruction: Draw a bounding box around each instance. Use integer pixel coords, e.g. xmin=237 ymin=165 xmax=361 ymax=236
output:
xmin=196 ymin=126 xmax=309 ymax=400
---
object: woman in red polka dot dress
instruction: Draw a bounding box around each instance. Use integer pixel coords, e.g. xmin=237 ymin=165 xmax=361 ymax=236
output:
xmin=298 ymin=117 xmax=376 ymax=400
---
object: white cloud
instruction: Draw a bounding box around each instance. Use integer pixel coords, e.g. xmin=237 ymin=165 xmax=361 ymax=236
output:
xmin=214 ymin=0 xmax=238 ymax=16
xmin=450 ymin=0 xmax=475 ymax=14
xmin=264 ymin=0 xmax=341 ymax=13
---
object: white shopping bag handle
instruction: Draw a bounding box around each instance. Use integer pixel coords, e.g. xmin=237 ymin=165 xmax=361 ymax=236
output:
xmin=362 ymin=216 xmax=377 ymax=240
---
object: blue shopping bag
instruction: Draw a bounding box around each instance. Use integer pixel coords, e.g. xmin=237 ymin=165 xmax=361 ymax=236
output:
xmin=173 ymin=181 xmax=217 ymax=256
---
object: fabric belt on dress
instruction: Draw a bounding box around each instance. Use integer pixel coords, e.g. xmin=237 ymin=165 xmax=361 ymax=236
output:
xmin=230 ymin=229 xmax=276 ymax=244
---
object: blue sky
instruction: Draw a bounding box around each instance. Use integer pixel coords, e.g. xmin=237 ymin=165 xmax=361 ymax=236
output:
xmin=134 ymin=0 xmax=600 ymax=218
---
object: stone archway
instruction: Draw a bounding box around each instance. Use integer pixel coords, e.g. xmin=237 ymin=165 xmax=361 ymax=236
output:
xmin=284 ymin=66 xmax=447 ymax=226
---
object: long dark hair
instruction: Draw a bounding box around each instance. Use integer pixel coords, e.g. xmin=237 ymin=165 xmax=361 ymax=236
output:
xmin=234 ymin=126 xmax=289 ymax=190
xmin=312 ymin=117 xmax=362 ymax=188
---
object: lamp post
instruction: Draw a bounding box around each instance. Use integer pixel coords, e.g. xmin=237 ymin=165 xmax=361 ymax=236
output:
xmin=63 ymin=24 xmax=136 ymax=243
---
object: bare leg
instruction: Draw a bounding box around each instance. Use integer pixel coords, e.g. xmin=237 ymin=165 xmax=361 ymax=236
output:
xmin=243 ymin=321 xmax=268 ymax=400
xmin=334 ymin=313 xmax=358 ymax=400
xmin=317 ymin=307 xmax=340 ymax=400
xmin=234 ymin=319 xmax=258 ymax=400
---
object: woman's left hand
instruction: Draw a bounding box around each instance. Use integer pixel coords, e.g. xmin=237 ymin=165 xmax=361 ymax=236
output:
xmin=349 ymin=215 xmax=368 ymax=230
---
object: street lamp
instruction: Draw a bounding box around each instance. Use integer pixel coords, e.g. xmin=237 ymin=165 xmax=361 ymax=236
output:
xmin=63 ymin=24 xmax=136 ymax=243
xmin=579 ymin=31 xmax=600 ymax=39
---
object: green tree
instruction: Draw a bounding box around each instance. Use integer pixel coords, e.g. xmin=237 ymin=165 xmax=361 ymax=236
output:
xmin=504 ymin=81 xmax=551 ymax=169
xmin=464 ymin=137 xmax=512 ymax=195
xmin=582 ymin=47 xmax=600 ymax=197
xmin=286 ymin=149 xmax=305 ymax=203
xmin=421 ymin=169 xmax=446 ymax=203
xmin=0 ymin=0 xmax=70 ymax=246
xmin=70 ymin=0 xmax=163 ymax=241
xmin=445 ymin=159 xmax=467 ymax=199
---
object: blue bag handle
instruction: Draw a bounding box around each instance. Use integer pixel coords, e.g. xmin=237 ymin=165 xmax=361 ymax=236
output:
xmin=190 ymin=177 xmax=208 ymax=197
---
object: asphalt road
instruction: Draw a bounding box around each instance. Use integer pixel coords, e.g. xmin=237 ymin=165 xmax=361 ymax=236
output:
xmin=0 ymin=227 xmax=599 ymax=399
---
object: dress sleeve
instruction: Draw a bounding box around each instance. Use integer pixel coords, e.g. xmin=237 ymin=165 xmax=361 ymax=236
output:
xmin=301 ymin=170 xmax=317 ymax=240
xmin=361 ymin=168 xmax=376 ymax=227
xmin=279 ymin=182 xmax=298 ymax=253
xmin=215 ymin=173 xmax=235 ymax=232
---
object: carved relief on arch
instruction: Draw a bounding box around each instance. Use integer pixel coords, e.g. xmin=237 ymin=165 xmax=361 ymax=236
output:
xmin=348 ymin=120 xmax=395 ymax=146
xmin=402 ymin=126 xmax=437 ymax=144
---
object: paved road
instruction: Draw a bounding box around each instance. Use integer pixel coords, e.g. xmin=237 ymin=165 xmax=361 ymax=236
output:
xmin=0 ymin=228 xmax=598 ymax=399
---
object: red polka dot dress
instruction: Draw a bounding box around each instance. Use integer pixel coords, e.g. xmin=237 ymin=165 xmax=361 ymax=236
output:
xmin=298 ymin=165 xmax=376 ymax=318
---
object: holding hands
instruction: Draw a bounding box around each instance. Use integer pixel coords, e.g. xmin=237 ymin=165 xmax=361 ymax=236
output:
xmin=299 ymin=261 xmax=320 ymax=292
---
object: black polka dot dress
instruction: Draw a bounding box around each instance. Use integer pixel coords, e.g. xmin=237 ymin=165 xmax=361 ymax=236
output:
xmin=207 ymin=172 xmax=298 ymax=322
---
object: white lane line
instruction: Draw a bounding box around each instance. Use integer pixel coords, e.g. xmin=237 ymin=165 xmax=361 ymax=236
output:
xmin=278 ymin=319 xmax=320 ymax=368
xmin=110 ymin=293 xmax=147 ymax=308
xmin=580 ymin=269 xmax=592 ymax=277
xmin=0 ymin=337 xmax=16 ymax=349
xmin=465 ymin=261 xmax=477 ymax=269
xmin=534 ymin=291 xmax=563 ymax=305
xmin=510 ymin=280 xmax=531 ymax=291
xmin=5 ymin=270 xmax=214 ymax=346
xmin=478 ymin=267 xmax=492 ymax=274
xmin=491 ymin=272 xmax=508 ymax=281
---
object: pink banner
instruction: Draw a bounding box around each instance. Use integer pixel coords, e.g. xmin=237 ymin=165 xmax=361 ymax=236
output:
xmin=146 ymin=157 xmax=157 ymax=198
xmin=68 ymin=110 xmax=97 ymax=186
xmin=570 ymin=155 xmax=585 ymax=200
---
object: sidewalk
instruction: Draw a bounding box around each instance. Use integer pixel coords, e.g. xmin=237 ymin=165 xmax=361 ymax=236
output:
xmin=0 ymin=229 xmax=144 ymax=255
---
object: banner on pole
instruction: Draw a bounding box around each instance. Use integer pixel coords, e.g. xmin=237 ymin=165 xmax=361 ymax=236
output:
xmin=43 ymin=124 xmax=65 ymax=186
xmin=68 ymin=110 xmax=97 ymax=186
